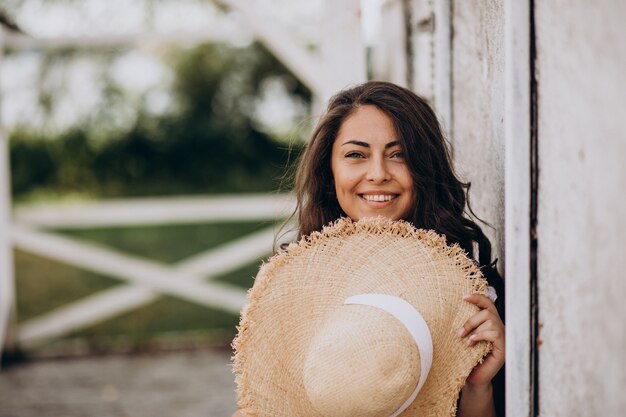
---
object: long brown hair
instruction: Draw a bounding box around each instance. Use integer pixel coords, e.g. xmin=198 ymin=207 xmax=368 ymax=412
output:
xmin=288 ymin=81 xmax=503 ymax=298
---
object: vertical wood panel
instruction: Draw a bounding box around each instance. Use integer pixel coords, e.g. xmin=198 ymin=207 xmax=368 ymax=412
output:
xmin=432 ymin=0 xmax=452 ymax=135
xmin=406 ymin=0 xmax=452 ymax=134
xmin=451 ymin=0 xmax=505 ymax=265
xmin=536 ymin=1 xmax=626 ymax=415
xmin=372 ymin=0 xmax=409 ymax=86
xmin=504 ymin=0 xmax=532 ymax=415
xmin=320 ymin=0 xmax=366 ymax=101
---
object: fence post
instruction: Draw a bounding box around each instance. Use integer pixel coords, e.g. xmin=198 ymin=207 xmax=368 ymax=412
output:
xmin=0 ymin=27 xmax=18 ymax=365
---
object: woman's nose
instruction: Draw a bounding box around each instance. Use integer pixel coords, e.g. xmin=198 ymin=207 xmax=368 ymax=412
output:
xmin=366 ymin=158 xmax=391 ymax=183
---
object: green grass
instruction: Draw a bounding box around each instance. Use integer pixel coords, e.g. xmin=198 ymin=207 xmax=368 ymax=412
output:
xmin=213 ymin=258 xmax=264 ymax=288
xmin=14 ymin=220 xmax=278 ymax=352
xmin=52 ymin=220 xmax=276 ymax=264
xmin=15 ymin=250 xmax=120 ymax=322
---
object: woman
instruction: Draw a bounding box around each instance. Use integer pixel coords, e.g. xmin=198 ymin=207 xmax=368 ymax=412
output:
xmin=234 ymin=81 xmax=505 ymax=416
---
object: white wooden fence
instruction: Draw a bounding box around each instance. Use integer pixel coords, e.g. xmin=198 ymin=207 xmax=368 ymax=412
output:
xmin=8 ymin=194 xmax=296 ymax=347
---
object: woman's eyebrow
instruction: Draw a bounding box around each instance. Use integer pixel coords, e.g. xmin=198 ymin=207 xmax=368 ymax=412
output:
xmin=341 ymin=140 xmax=400 ymax=148
xmin=341 ymin=140 xmax=369 ymax=147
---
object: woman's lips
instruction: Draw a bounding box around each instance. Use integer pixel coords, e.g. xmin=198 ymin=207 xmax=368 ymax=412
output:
xmin=358 ymin=194 xmax=399 ymax=207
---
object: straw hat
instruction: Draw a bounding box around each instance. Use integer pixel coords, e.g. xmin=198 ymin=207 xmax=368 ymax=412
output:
xmin=233 ymin=217 xmax=491 ymax=417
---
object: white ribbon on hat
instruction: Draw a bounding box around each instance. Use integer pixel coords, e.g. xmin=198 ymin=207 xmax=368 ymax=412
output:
xmin=344 ymin=294 xmax=433 ymax=417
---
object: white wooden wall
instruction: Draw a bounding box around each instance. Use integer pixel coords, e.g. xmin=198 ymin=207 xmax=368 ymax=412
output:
xmin=536 ymin=1 xmax=626 ymax=415
xmin=376 ymin=0 xmax=626 ymax=415
xmin=450 ymin=0 xmax=505 ymax=267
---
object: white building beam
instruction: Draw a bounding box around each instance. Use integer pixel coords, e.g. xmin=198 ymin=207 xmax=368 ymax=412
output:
xmin=14 ymin=194 xmax=295 ymax=229
xmin=432 ymin=0 xmax=452 ymax=135
xmin=408 ymin=0 xmax=452 ymax=134
xmin=504 ymin=0 xmax=532 ymax=416
xmin=216 ymin=0 xmax=326 ymax=98
xmin=372 ymin=0 xmax=408 ymax=87
xmin=319 ymin=0 xmax=366 ymax=102
xmin=2 ymin=30 xmax=247 ymax=51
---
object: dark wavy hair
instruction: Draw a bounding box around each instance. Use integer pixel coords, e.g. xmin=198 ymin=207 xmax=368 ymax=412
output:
xmin=288 ymin=81 xmax=503 ymax=299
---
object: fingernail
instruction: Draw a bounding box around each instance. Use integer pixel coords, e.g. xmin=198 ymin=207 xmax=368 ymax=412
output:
xmin=463 ymin=295 xmax=471 ymax=300
xmin=457 ymin=328 xmax=466 ymax=337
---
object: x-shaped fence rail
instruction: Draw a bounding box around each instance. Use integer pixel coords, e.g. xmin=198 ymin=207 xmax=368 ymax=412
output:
xmin=11 ymin=194 xmax=296 ymax=346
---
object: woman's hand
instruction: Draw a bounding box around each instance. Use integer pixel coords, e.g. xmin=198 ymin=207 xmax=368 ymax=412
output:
xmin=458 ymin=294 xmax=505 ymax=387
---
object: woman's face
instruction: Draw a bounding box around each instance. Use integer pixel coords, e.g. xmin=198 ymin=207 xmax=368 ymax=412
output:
xmin=331 ymin=105 xmax=415 ymax=221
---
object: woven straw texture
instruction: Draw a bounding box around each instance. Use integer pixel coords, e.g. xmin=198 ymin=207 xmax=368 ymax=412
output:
xmin=233 ymin=217 xmax=491 ymax=417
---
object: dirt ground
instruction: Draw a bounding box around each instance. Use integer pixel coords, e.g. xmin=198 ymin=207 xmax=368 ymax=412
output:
xmin=0 ymin=348 xmax=237 ymax=417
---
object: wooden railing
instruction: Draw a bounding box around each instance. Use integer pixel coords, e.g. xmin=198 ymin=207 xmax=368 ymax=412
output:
xmin=2 ymin=194 xmax=296 ymax=349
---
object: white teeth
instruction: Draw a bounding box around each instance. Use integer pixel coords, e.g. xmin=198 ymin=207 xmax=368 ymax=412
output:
xmin=362 ymin=194 xmax=395 ymax=202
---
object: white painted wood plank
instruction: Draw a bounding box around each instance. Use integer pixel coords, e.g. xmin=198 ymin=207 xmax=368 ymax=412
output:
xmin=14 ymin=194 xmax=296 ymax=229
xmin=504 ymin=0 xmax=531 ymax=415
xmin=433 ymin=0 xmax=452 ymax=135
xmin=19 ymin=286 xmax=155 ymax=345
xmin=408 ymin=0 xmax=453 ymax=141
xmin=3 ymin=29 xmax=249 ymax=51
xmin=11 ymin=225 xmax=247 ymax=313
xmin=18 ymin=279 xmax=248 ymax=345
xmin=372 ymin=0 xmax=408 ymax=86
xmin=218 ymin=0 xmax=325 ymax=97
xmin=410 ymin=0 xmax=435 ymax=99
xmin=320 ymin=0 xmax=366 ymax=102
xmin=536 ymin=2 xmax=626 ymax=415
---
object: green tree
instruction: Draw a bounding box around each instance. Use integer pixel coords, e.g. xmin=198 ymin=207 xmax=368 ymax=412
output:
xmin=10 ymin=42 xmax=309 ymax=200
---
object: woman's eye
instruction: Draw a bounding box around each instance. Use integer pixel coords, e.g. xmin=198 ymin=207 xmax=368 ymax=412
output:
xmin=390 ymin=151 xmax=404 ymax=159
xmin=345 ymin=152 xmax=365 ymax=159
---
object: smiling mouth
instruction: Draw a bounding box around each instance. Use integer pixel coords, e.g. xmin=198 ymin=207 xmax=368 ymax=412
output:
xmin=359 ymin=194 xmax=398 ymax=202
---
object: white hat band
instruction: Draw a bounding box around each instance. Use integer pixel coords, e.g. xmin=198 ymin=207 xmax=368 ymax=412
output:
xmin=344 ymin=294 xmax=434 ymax=417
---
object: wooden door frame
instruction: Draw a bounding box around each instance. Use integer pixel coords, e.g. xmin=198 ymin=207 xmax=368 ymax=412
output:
xmin=504 ymin=0 xmax=538 ymax=415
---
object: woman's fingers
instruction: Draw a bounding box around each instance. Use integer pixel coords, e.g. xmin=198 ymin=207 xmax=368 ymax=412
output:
xmin=457 ymin=309 xmax=492 ymax=337
xmin=458 ymin=293 xmax=504 ymax=348
xmin=462 ymin=293 xmax=499 ymax=315
xmin=466 ymin=329 xmax=501 ymax=347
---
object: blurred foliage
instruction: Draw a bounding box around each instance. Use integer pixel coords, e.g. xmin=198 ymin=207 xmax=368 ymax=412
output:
xmin=10 ymin=42 xmax=309 ymax=200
